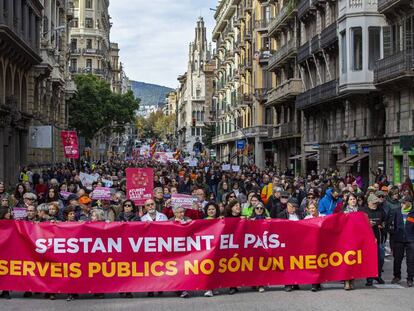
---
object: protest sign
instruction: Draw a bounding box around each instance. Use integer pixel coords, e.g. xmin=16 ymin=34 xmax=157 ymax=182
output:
xmin=171 ymin=194 xmax=198 ymax=210
xmin=11 ymin=207 xmax=27 ymax=220
xmin=90 ymin=187 xmax=112 ymax=201
xmin=222 ymin=164 xmax=231 ymax=171
xmin=126 ymin=168 xmax=154 ymax=205
xmin=232 ymin=165 xmax=240 ymax=172
xmin=79 ymin=172 xmax=98 ymax=190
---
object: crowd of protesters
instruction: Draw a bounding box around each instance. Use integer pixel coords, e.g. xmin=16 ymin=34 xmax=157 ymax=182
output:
xmin=0 ymin=160 xmax=413 ymax=300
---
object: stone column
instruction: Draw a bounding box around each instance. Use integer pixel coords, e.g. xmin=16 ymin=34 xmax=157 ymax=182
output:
xmin=15 ymin=0 xmax=21 ymax=36
xmin=24 ymin=4 xmax=29 ymax=42
xmin=30 ymin=11 xmax=36 ymax=47
xmin=7 ymin=0 xmax=13 ymax=27
xmin=254 ymin=136 xmax=265 ymax=169
xmin=0 ymin=0 xmax=4 ymax=23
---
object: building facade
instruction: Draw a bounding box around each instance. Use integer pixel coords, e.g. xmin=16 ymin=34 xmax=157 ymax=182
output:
xmin=176 ymin=17 xmax=214 ymax=153
xmin=0 ymin=0 xmax=73 ymax=186
xmin=68 ymin=0 xmax=111 ymax=81
xmin=375 ymin=1 xmax=414 ymax=184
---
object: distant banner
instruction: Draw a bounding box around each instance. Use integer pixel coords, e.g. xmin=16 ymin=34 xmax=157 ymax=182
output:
xmin=126 ymin=168 xmax=154 ymax=205
xmin=61 ymin=131 xmax=79 ymax=159
xmin=0 ymin=213 xmax=377 ymax=293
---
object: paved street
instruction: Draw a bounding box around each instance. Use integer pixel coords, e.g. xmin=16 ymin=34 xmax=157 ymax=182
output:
xmin=1 ymin=256 xmax=412 ymax=311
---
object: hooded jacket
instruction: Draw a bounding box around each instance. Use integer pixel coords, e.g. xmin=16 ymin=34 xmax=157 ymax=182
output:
xmin=318 ymin=188 xmax=340 ymax=215
xmin=393 ymin=206 xmax=414 ymax=242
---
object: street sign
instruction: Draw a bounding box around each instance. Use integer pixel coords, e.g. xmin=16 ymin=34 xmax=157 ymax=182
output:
xmin=237 ymin=140 xmax=246 ymax=150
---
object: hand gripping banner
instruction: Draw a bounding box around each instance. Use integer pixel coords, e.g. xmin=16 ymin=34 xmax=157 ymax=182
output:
xmin=0 ymin=213 xmax=378 ymax=293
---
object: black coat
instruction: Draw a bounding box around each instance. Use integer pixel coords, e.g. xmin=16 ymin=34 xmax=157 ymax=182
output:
xmin=117 ymin=212 xmax=140 ymax=222
xmin=277 ymin=209 xmax=304 ymax=220
xmin=393 ymin=207 xmax=414 ymax=243
xmin=266 ymin=196 xmax=282 ymax=219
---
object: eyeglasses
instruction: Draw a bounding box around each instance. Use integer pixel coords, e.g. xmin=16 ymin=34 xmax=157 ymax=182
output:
xmin=378 ymin=196 xmax=385 ymax=198
xmin=229 ymin=195 xmax=236 ymax=198
xmin=145 ymin=203 xmax=155 ymax=206
xmin=124 ymin=204 xmax=132 ymax=207
xmin=255 ymin=207 xmax=264 ymax=210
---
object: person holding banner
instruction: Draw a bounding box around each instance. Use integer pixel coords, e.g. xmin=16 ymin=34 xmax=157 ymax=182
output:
xmin=225 ymin=199 xmax=243 ymax=295
xmin=0 ymin=206 xmax=11 ymax=299
xmin=141 ymin=199 xmax=168 ymax=222
xmin=117 ymin=200 xmax=140 ymax=222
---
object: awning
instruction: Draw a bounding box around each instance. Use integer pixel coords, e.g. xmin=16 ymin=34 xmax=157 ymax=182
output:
xmin=337 ymin=154 xmax=358 ymax=164
xmin=346 ymin=153 xmax=369 ymax=164
xmin=289 ymin=153 xmax=317 ymax=160
xmin=289 ymin=154 xmax=304 ymax=160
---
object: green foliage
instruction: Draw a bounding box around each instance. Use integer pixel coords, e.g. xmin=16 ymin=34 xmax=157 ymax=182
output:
xmin=136 ymin=111 xmax=176 ymax=141
xmin=68 ymin=74 xmax=140 ymax=141
xmin=202 ymin=122 xmax=216 ymax=149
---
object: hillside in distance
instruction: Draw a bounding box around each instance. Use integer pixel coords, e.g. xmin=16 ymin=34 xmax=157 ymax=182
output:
xmin=130 ymin=81 xmax=173 ymax=107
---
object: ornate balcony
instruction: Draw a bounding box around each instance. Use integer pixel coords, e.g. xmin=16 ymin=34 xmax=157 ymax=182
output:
xmin=255 ymin=19 xmax=272 ymax=32
xmin=298 ymin=0 xmax=315 ymax=20
xmin=268 ymin=40 xmax=298 ymax=71
xmin=254 ymin=88 xmax=268 ymax=103
xmin=376 ymin=0 xmax=410 ymax=14
xmin=297 ymin=41 xmax=310 ymax=64
xmin=259 ymin=49 xmax=274 ymax=64
xmin=310 ymin=35 xmax=320 ymax=54
xmin=374 ymin=49 xmax=414 ymax=85
xmin=295 ymin=79 xmax=338 ymax=110
xmin=320 ymin=22 xmax=337 ymax=49
xmin=212 ymin=125 xmax=271 ymax=145
xmin=268 ymin=3 xmax=297 ymax=36
xmin=267 ymin=79 xmax=302 ymax=106
xmin=269 ymin=122 xmax=299 ymax=139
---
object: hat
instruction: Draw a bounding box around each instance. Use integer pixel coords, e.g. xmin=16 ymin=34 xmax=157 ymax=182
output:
xmin=381 ymin=186 xmax=389 ymax=192
xmin=367 ymin=186 xmax=376 ymax=192
xmin=367 ymin=194 xmax=381 ymax=204
xmin=375 ymin=191 xmax=386 ymax=197
xmin=280 ymin=191 xmax=289 ymax=198
xmin=67 ymin=194 xmax=78 ymax=202
xmin=287 ymin=197 xmax=299 ymax=208
xmin=273 ymin=187 xmax=283 ymax=193
xmin=79 ymin=196 xmax=92 ymax=205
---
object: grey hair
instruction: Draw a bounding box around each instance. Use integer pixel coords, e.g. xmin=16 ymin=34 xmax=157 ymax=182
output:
xmin=23 ymin=192 xmax=37 ymax=201
xmin=92 ymin=209 xmax=105 ymax=221
xmin=37 ymin=203 xmax=49 ymax=212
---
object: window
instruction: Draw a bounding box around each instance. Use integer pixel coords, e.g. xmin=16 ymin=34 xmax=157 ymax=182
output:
xmin=368 ymin=27 xmax=381 ymax=70
xmin=196 ymin=128 xmax=201 ymax=136
xmin=86 ymin=0 xmax=93 ymax=9
xmin=86 ymin=39 xmax=92 ymax=49
xmin=340 ymin=31 xmax=347 ymax=73
xmin=197 ymin=111 xmax=201 ymax=121
xmin=196 ymin=89 xmax=201 ymax=99
xmin=86 ymin=59 xmax=92 ymax=70
xmin=70 ymin=39 xmax=77 ymax=50
xmin=352 ymin=27 xmax=362 ymax=71
xmin=71 ymin=18 xmax=78 ymax=28
xmin=74 ymin=0 xmax=79 ymax=8
xmin=85 ymin=18 xmax=94 ymax=28
xmin=191 ymin=127 xmax=196 ymax=136
xmin=70 ymin=59 xmax=77 ymax=72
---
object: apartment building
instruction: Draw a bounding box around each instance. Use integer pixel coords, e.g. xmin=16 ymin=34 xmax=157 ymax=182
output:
xmin=212 ymin=0 xmax=272 ymax=167
xmin=0 ymin=0 xmax=73 ymax=185
xmin=293 ymin=0 xmax=386 ymax=184
xmin=375 ymin=2 xmax=414 ymax=184
xmin=176 ymin=17 xmax=214 ymax=152
xmin=68 ymin=0 xmax=111 ymax=81
xmin=265 ymin=0 xmax=302 ymax=172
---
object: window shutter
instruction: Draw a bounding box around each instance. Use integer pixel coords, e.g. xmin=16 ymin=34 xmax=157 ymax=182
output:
xmin=383 ymin=26 xmax=391 ymax=57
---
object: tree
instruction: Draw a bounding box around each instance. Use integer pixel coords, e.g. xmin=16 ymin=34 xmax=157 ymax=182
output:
xmin=202 ymin=122 xmax=216 ymax=149
xmin=68 ymin=74 xmax=140 ymax=141
xmin=136 ymin=111 xmax=176 ymax=141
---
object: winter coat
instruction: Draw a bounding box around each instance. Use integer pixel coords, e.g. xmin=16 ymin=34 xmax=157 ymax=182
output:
xmin=318 ymin=188 xmax=341 ymax=215
xmin=393 ymin=207 xmax=414 ymax=242
xmin=117 ymin=212 xmax=140 ymax=222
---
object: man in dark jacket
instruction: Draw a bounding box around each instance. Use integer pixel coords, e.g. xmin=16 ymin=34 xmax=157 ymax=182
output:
xmin=384 ymin=188 xmax=401 ymax=251
xmin=360 ymin=194 xmax=387 ymax=286
xmin=266 ymin=187 xmax=282 ymax=218
xmin=391 ymin=196 xmax=414 ymax=287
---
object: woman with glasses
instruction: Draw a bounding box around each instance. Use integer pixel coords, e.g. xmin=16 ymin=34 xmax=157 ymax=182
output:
xmin=117 ymin=200 xmax=140 ymax=222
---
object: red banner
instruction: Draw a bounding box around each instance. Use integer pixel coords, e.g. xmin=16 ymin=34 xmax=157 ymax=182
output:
xmin=61 ymin=130 xmax=79 ymax=159
xmin=126 ymin=168 xmax=154 ymax=205
xmin=0 ymin=213 xmax=378 ymax=293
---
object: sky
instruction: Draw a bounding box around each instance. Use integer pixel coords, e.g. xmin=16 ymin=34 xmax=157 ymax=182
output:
xmin=110 ymin=0 xmax=218 ymax=89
